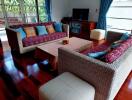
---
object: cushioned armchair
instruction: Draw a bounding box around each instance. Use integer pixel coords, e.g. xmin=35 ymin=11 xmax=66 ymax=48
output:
xmin=58 ymin=31 xmax=132 ymax=100
xmin=6 ymin=22 xmax=69 ymax=54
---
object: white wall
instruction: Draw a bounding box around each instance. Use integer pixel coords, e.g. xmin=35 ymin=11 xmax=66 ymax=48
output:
xmin=51 ymin=0 xmax=100 ymax=22
xmin=51 ymin=0 xmax=70 ymax=21
xmin=69 ymin=0 xmax=100 ymax=21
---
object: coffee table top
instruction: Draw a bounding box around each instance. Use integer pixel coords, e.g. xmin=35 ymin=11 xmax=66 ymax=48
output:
xmin=37 ymin=37 xmax=92 ymax=57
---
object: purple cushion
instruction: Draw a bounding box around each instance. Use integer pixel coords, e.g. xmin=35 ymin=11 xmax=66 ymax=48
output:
xmin=22 ymin=32 xmax=67 ymax=47
xmin=105 ymin=36 xmax=132 ymax=63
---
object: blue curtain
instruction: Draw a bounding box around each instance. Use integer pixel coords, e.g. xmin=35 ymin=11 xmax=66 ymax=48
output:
xmin=96 ymin=0 xmax=113 ymax=30
xmin=45 ymin=0 xmax=51 ymax=21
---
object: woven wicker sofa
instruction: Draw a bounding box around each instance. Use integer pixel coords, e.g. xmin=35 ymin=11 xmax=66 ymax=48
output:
xmin=6 ymin=22 xmax=69 ymax=54
xmin=58 ymin=31 xmax=132 ymax=100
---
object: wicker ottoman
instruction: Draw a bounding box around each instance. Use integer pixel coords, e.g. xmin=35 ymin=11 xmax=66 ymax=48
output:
xmin=39 ymin=72 xmax=95 ymax=100
xmin=90 ymin=29 xmax=106 ymax=40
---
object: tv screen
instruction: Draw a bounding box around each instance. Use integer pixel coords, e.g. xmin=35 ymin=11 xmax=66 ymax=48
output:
xmin=72 ymin=8 xmax=89 ymax=20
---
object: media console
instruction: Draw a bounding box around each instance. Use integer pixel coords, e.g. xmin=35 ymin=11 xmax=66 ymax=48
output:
xmin=61 ymin=18 xmax=96 ymax=40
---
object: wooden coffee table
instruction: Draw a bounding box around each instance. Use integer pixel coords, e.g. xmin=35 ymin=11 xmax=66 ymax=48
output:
xmin=35 ymin=37 xmax=92 ymax=70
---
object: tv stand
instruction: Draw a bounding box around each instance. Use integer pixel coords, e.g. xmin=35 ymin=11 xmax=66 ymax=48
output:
xmin=61 ymin=18 xmax=96 ymax=39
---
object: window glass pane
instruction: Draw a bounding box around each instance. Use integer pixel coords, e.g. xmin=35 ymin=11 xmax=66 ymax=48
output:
xmin=107 ymin=18 xmax=132 ymax=30
xmin=23 ymin=0 xmax=37 ymax=23
xmin=107 ymin=28 xmax=130 ymax=33
xmin=38 ymin=0 xmax=45 ymax=6
xmin=0 ymin=0 xmax=48 ymax=25
xmin=8 ymin=17 xmax=23 ymax=25
xmin=23 ymin=0 xmax=36 ymax=6
xmin=25 ymin=17 xmax=37 ymax=23
xmin=4 ymin=0 xmax=24 ymax=25
xmin=0 ymin=5 xmax=4 ymax=18
xmin=4 ymin=0 xmax=19 ymax=5
xmin=38 ymin=0 xmax=48 ymax=22
xmin=107 ymin=8 xmax=132 ymax=19
xmin=107 ymin=0 xmax=132 ymax=33
xmin=0 ymin=5 xmax=5 ymax=28
xmin=111 ymin=0 xmax=132 ymax=6
xmin=39 ymin=16 xmax=48 ymax=22
xmin=24 ymin=6 xmax=37 ymax=17
xmin=38 ymin=6 xmax=48 ymax=22
xmin=5 ymin=5 xmax=20 ymax=17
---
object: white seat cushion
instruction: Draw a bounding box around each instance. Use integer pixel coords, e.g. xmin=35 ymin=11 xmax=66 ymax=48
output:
xmin=39 ymin=72 xmax=95 ymax=100
xmin=90 ymin=29 xmax=106 ymax=40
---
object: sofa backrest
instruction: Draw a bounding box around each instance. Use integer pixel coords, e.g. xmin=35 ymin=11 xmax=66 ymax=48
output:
xmin=106 ymin=31 xmax=123 ymax=43
xmin=9 ymin=22 xmax=54 ymax=29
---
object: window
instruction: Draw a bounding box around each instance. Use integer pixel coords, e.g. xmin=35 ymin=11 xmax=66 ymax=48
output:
xmin=107 ymin=0 xmax=132 ymax=33
xmin=23 ymin=0 xmax=38 ymax=23
xmin=38 ymin=0 xmax=48 ymax=22
xmin=0 ymin=0 xmax=6 ymax=28
xmin=4 ymin=0 xmax=24 ymax=25
xmin=0 ymin=0 xmax=48 ymax=28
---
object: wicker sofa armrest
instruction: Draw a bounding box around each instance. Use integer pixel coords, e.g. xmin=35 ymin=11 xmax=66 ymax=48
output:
xmin=6 ymin=28 xmax=23 ymax=53
xmin=58 ymin=47 xmax=115 ymax=100
xmin=106 ymin=31 xmax=123 ymax=43
xmin=62 ymin=24 xmax=69 ymax=37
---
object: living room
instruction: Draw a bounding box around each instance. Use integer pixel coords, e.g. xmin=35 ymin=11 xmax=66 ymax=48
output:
xmin=0 ymin=0 xmax=132 ymax=100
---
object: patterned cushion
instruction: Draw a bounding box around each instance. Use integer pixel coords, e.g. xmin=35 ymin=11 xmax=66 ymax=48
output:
xmin=80 ymin=43 xmax=110 ymax=61
xmin=105 ymin=36 xmax=132 ymax=63
xmin=22 ymin=32 xmax=67 ymax=47
xmin=24 ymin=27 xmax=36 ymax=37
xmin=46 ymin=25 xmax=55 ymax=34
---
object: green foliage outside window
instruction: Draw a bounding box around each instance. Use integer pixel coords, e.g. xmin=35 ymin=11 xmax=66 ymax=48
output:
xmin=4 ymin=0 xmax=19 ymax=5
xmin=1 ymin=0 xmax=48 ymax=22
xmin=23 ymin=0 xmax=36 ymax=6
xmin=38 ymin=0 xmax=48 ymax=22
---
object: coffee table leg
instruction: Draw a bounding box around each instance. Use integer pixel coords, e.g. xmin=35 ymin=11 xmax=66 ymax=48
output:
xmin=35 ymin=48 xmax=58 ymax=71
xmin=50 ymin=57 xmax=57 ymax=71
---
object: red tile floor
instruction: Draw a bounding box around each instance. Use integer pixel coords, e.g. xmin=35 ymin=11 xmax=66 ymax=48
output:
xmin=0 ymin=35 xmax=132 ymax=100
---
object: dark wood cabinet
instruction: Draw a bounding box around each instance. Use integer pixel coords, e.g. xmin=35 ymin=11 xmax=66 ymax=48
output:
xmin=61 ymin=18 xmax=96 ymax=39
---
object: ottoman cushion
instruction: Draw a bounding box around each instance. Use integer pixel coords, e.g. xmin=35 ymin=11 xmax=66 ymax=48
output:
xmin=39 ymin=72 xmax=95 ymax=100
xmin=90 ymin=29 xmax=105 ymax=40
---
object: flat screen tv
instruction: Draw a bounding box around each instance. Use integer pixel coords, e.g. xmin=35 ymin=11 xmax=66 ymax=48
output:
xmin=72 ymin=8 xmax=89 ymax=20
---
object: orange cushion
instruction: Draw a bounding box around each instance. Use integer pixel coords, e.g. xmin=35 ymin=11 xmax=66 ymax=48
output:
xmin=24 ymin=27 xmax=36 ymax=37
xmin=46 ymin=25 xmax=55 ymax=34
